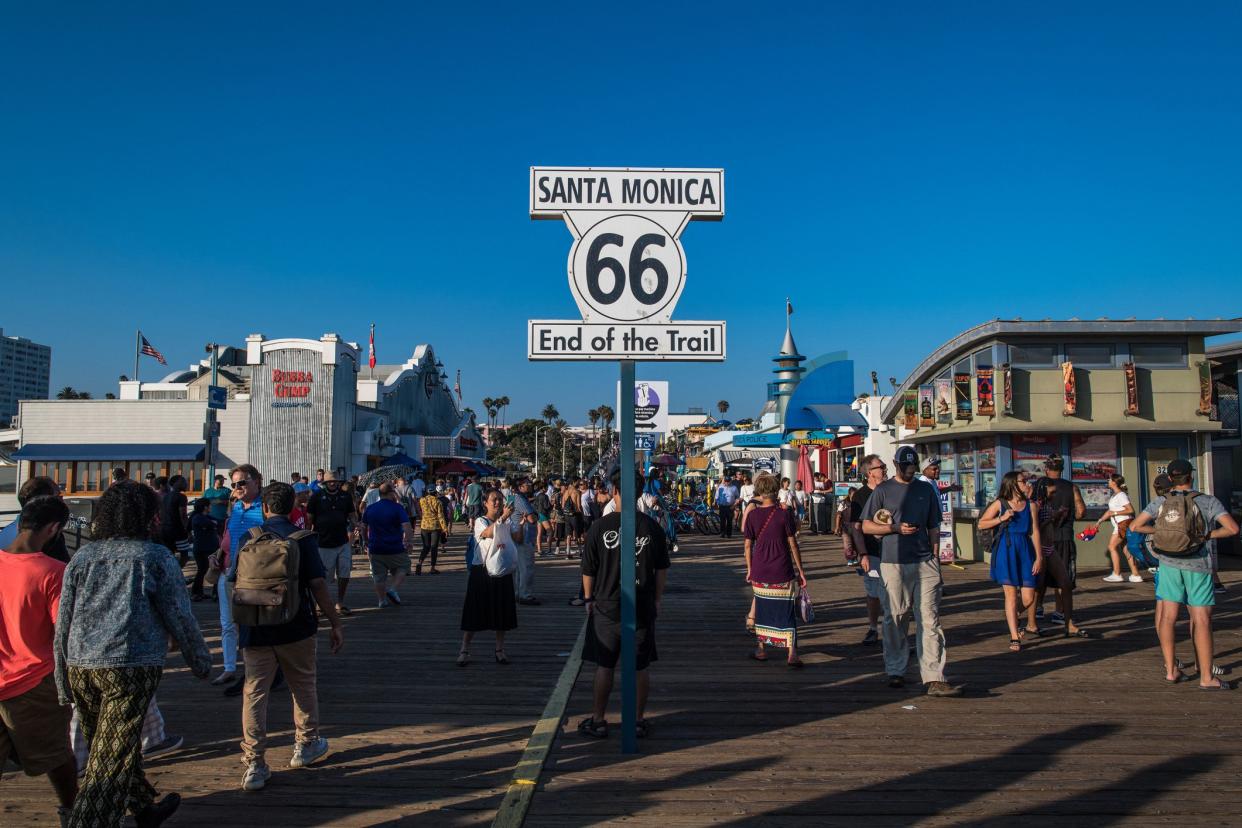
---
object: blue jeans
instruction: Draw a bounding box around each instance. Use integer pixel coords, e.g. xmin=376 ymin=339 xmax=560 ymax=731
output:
xmin=218 ymin=578 xmax=238 ymax=672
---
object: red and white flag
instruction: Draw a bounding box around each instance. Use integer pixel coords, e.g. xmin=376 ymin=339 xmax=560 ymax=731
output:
xmin=140 ymin=333 xmax=167 ymax=366
xmin=368 ymin=323 xmax=376 ymax=369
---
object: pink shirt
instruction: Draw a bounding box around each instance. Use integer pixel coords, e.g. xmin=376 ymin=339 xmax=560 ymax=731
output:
xmin=0 ymin=550 xmax=65 ymax=700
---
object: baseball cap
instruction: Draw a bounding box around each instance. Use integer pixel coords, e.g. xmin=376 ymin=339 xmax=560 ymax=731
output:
xmin=1044 ymin=454 xmax=1065 ymax=470
xmin=923 ymin=456 xmax=942 ymax=469
xmin=1152 ymin=473 xmax=1172 ymax=493
xmin=895 ymin=445 xmax=919 ymax=468
xmin=1166 ymin=458 xmax=1193 ymax=477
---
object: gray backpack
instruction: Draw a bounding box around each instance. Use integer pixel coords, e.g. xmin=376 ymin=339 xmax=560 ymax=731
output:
xmin=1151 ymin=490 xmax=1208 ymax=557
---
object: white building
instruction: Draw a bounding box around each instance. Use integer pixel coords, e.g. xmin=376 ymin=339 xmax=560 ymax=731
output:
xmin=13 ymin=333 xmax=485 ymax=496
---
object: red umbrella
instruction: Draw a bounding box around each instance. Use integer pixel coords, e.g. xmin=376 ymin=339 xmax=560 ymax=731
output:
xmin=434 ymin=459 xmax=475 ymax=475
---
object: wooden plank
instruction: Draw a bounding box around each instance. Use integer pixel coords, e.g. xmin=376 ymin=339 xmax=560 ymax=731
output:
xmin=492 ymin=621 xmax=586 ymax=828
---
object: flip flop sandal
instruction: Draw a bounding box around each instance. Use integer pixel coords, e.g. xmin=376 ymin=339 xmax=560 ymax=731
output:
xmin=1008 ymin=639 xmax=1021 ymax=653
xmin=749 ymin=651 xmax=769 ymax=662
xmin=786 ymin=658 xmax=805 ymax=669
xmin=635 ymin=719 xmax=650 ymax=739
xmin=577 ymin=717 xmax=609 ymax=738
xmin=1064 ymin=628 xmax=1095 ymax=639
xmin=1022 ymin=627 xmax=1045 ymax=638
xmin=1175 ymin=658 xmax=1227 ymax=677
xmin=1165 ymin=670 xmax=1190 ymax=684
xmin=1199 ymin=680 xmax=1234 ymax=691
xmin=335 ymin=605 xmax=353 ymax=617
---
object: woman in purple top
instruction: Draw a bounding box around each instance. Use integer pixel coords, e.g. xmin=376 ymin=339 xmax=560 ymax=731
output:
xmin=743 ymin=474 xmax=808 ymax=668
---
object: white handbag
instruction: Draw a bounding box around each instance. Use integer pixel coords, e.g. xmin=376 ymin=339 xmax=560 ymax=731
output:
xmin=481 ymin=519 xmax=517 ymax=578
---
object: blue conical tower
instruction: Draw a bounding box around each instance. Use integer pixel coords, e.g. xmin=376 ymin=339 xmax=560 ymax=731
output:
xmin=773 ymin=300 xmax=805 ymax=482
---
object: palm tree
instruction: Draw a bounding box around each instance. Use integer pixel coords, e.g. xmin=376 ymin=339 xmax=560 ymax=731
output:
xmin=57 ymin=386 xmax=80 ymax=400
xmin=597 ymin=404 xmax=614 ymax=446
xmin=717 ymin=400 xmax=730 ymax=417
xmin=542 ymin=404 xmax=559 ymax=424
xmin=587 ymin=407 xmax=600 ymax=451
xmin=481 ymin=397 xmax=495 ymax=430
xmin=497 ymin=395 xmax=511 ymax=427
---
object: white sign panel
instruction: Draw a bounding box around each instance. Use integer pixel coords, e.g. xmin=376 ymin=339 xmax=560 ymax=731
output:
xmin=528 ymin=166 xmax=725 ymax=363
xmin=616 ymin=380 xmax=669 ymax=433
xmin=528 ymin=320 xmax=725 ymax=361
xmin=530 ymin=168 xmax=724 ymax=220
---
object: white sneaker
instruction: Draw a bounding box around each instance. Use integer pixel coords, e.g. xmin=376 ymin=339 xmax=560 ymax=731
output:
xmin=1128 ymin=574 xmax=1143 ymax=583
xmin=1102 ymin=574 xmax=1125 ymax=583
xmin=242 ymin=761 xmax=271 ymax=791
xmin=289 ymin=737 xmax=329 ymax=768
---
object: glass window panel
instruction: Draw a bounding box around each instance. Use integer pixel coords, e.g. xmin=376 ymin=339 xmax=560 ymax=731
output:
xmin=977 ymin=437 xmax=997 ymax=470
xmin=1070 ymin=435 xmax=1119 ymax=480
xmin=1010 ymin=344 xmax=1057 ymax=367
xmin=981 ymin=471 xmax=998 ymax=503
xmin=960 ymin=472 xmax=977 ymax=507
xmin=972 ymin=349 xmax=991 ymax=370
xmin=1012 ymin=435 xmax=1060 ymax=475
xmin=957 ymin=440 xmax=975 ymax=471
xmin=1131 ymin=342 xmax=1186 ymax=367
xmin=939 ymin=440 xmax=956 ymax=473
xmin=1064 ymin=343 xmax=1114 ymax=366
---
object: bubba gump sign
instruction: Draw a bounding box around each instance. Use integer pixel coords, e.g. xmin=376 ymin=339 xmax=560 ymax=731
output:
xmin=272 ymin=369 xmax=313 ymax=399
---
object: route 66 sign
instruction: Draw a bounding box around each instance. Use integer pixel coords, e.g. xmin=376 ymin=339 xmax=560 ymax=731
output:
xmin=528 ymin=167 xmax=727 ymax=360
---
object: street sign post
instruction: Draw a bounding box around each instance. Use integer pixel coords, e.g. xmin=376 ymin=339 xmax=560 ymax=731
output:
xmin=207 ymin=385 xmax=228 ymax=411
xmin=529 ymin=166 xmax=726 ymax=754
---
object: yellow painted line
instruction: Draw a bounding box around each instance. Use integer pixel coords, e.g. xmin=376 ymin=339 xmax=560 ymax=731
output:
xmin=492 ymin=620 xmax=587 ymax=828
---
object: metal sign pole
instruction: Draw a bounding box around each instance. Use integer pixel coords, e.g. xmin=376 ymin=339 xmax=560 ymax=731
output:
xmin=206 ymin=345 xmax=219 ymax=484
xmin=619 ymin=359 xmax=638 ymax=754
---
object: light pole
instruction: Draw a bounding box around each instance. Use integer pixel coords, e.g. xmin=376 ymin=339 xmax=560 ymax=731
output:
xmin=534 ymin=424 xmax=550 ymax=479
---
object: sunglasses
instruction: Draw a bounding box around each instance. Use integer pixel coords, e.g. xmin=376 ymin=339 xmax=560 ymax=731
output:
xmin=232 ymin=478 xmax=255 ymax=489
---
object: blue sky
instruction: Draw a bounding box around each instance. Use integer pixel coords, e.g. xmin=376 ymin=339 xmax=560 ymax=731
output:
xmin=3 ymin=3 xmax=1240 ymax=423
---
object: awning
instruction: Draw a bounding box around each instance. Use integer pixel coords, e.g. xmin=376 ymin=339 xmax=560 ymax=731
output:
xmin=800 ymin=404 xmax=867 ymax=430
xmin=12 ymin=443 xmax=206 ymax=461
xmin=717 ymin=448 xmax=781 ymax=464
xmin=380 ymin=453 xmax=425 ymax=470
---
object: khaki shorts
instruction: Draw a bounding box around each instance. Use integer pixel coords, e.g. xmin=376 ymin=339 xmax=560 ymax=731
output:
xmin=0 ymin=673 xmax=72 ymax=776
xmin=369 ymin=553 xmax=411 ymax=581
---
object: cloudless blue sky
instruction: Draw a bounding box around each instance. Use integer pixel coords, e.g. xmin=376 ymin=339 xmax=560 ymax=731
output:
xmin=3 ymin=3 xmax=1240 ymax=422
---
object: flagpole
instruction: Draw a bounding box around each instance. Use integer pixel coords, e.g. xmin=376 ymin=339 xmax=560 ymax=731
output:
xmin=134 ymin=329 xmax=141 ymax=384
xmin=369 ymin=322 xmax=375 ymax=380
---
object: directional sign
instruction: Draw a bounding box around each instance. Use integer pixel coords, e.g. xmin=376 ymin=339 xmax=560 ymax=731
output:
xmin=528 ymin=167 xmax=726 ymax=361
xmin=207 ymin=385 xmax=228 ymax=410
xmin=618 ymin=380 xmax=669 ymax=434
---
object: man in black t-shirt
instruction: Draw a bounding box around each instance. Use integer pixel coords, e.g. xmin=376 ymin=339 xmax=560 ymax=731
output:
xmin=160 ymin=475 xmax=190 ymax=565
xmin=306 ymin=472 xmax=357 ymax=616
xmin=577 ymin=470 xmax=670 ymax=740
xmin=846 ymin=454 xmax=888 ymax=646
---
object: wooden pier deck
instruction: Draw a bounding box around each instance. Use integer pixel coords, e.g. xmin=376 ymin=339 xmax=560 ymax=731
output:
xmin=5 ymin=529 xmax=1241 ymax=826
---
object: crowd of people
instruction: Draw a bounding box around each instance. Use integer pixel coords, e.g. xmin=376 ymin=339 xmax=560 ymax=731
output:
xmin=2 ymin=446 xmax=1237 ymax=825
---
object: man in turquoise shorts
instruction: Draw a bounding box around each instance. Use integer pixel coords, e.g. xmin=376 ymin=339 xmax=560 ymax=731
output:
xmin=1129 ymin=458 xmax=1238 ymax=690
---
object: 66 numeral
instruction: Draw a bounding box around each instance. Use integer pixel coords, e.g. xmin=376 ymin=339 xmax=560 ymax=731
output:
xmin=585 ymin=232 xmax=669 ymax=306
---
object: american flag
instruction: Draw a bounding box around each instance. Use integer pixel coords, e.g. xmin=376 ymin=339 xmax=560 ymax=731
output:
xmin=140 ymin=334 xmax=167 ymax=366
xmin=368 ymin=323 xmax=376 ymax=369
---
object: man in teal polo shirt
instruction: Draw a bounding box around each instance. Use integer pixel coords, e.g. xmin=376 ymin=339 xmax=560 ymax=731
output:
xmin=202 ymin=474 xmax=231 ymax=525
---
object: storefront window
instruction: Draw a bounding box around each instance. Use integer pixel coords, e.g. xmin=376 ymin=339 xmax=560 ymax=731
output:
xmin=959 ymin=472 xmax=976 ymax=507
xmin=1130 ymin=342 xmax=1186 ymax=368
xmin=957 ymin=440 xmax=975 ymax=471
xmin=1065 ymin=343 xmax=1114 ymax=367
xmin=939 ymin=441 xmax=955 ymax=473
xmin=977 ymin=437 xmax=997 ymax=470
xmin=1010 ymin=344 xmax=1058 ymax=367
xmin=1070 ymin=435 xmax=1119 ymax=480
xmin=981 ymin=471 xmax=998 ymax=503
xmin=1013 ymin=435 xmax=1059 ymax=476
xmin=843 ymin=448 xmax=860 ymax=481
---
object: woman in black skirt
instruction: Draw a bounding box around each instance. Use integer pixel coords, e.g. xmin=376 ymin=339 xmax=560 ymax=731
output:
xmin=459 ymin=489 xmax=518 ymax=666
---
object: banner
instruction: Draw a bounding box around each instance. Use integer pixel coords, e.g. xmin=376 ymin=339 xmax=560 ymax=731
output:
xmin=903 ymin=390 xmax=918 ymax=431
xmin=919 ymin=385 xmax=935 ymax=427
xmin=976 ymin=366 xmax=995 ymax=417
xmin=1198 ymin=361 xmax=1212 ymax=417
xmin=953 ymin=373 xmax=972 ymax=420
xmin=937 ymin=485 xmax=956 ymax=563
xmin=1000 ymin=363 xmax=1013 ymax=415
xmin=1062 ymin=361 xmax=1077 ymax=416
xmin=935 ymin=378 xmax=953 ymax=423
xmin=1123 ymin=361 xmax=1138 ymax=416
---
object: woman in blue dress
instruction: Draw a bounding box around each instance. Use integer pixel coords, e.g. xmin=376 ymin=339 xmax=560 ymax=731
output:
xmin=979 ymin=471 xmax=1043 ymax=652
